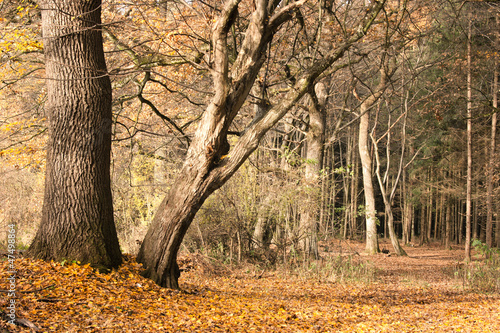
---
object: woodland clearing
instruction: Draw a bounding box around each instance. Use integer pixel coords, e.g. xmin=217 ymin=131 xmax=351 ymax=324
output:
xmin=1 ymin=241 xmax=499 ymax=332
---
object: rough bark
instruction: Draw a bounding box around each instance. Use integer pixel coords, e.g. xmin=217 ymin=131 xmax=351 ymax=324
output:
xmin=137 ymin=0 xmax=386 ymax=289
xmin=28 ymin=0 xmax=121 ymax=268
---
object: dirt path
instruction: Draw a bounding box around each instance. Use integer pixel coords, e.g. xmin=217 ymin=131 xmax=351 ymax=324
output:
xmin=330 ymin=240 xmax=475 ymax=288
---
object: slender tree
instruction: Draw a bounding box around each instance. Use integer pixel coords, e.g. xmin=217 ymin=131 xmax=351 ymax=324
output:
xmin=465 ymin=14 xmax=472 ymax=262
xmin=355 ymin=61 xmax=391 ymax=254
xmin=371 ymin=103 xmax=407 ymax=256
xmin=486 ymin=15 xmax=498 ymax=249
xmin=27 ymin=0 xmax=121 ymax=268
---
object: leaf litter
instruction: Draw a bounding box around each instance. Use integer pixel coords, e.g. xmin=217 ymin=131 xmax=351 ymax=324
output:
xmin=1 ymin=241 xmax=499 ymax=332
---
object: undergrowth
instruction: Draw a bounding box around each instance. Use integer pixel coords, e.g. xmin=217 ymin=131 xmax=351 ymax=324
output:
xmin=294 ymin=254 xmax=376 ymax=284
xmin=455 ymin=240 xmax=500 ymax=293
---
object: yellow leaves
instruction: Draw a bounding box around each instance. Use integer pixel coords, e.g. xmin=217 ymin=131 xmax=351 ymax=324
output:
xmin=0 ymin=26 xmax=42 ymax=56
xmin=1 ymin=254 xmax=500 ymax=332
xmin=0 ymin=116 xmax=47 ymax=169
xmin=1 ymin=117 xmax=45 ymax=133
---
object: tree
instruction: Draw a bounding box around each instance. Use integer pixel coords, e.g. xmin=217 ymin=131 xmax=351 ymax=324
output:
xmin=137 ymin=0 xmax=386 ymax=289
xmin=371 ymin=101 xmax=408 ymax=256
xmin=298 ymin=82 xmax=327 ymax=258
xmin=486 ymin=14 xmax=498 ymax=249
xmin=27 ymin=0 xmax=122 ymax=268
xmin=464 ymin=12 xmax=472 ymax=262
xmin=356 ymin=86 xmax=382 ymax=254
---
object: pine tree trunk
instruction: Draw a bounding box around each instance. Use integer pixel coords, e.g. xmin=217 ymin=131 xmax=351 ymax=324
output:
xmin=465 ymin=16 xmax=473 ymax=261
xmin=27 ymin=0 xmax=121 ymax=268
xmin=486 ymin=48 xmax=497 ymax=248
xmin=427 ymin=191 xmax=433 ymax=241
xmin=445 ymin=202 xmax=451 ymax=249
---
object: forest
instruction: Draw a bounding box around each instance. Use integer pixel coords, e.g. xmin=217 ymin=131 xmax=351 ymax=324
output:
xmin=0 ymin=0 xmax=500 ymax=331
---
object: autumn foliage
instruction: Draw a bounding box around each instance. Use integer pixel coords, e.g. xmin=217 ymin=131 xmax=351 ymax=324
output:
xmin=1 ymin=242 xmax=499 ymax=332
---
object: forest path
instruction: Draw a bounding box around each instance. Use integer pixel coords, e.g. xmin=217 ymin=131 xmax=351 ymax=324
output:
xmin=369 ymin=241 xmax=467 ymax=287
xmin=324 ymin=240 xmax=478 ymax=289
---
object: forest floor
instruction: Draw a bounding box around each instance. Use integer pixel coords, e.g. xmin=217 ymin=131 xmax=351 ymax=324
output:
xmin=1 ymin=240 xmax=499 ymax=332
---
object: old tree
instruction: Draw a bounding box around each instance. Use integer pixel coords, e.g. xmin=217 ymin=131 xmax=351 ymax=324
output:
xmin=27 ymin=0 xmax=122 ymax=268
xmin=136 ymin=0 xmax=386 ymax=289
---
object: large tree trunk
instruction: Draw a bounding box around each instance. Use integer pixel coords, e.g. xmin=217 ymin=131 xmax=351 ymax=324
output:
xmin=137 ymin=0 xmax=386 ymax=289
xmin=28 ymin=0 xmax=121 ymax=268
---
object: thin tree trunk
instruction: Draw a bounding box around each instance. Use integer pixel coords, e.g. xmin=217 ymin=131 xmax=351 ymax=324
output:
xmin=359 ymin=107 xmax=380 ymax=254
xmin=420 ymin=200 xmax=429 ymax=245
xmin=427 ymin=190 xmax=433 ymax=241
xmin=486 ymin=45 xmax=498 ymax=248
xmin=436 ymin=193 xmax=443 ymax=241
xmin=465 ymin=16 xmax=473 ymax=261
xmin=370 ymin=102 xmax=407 ymax=256
xmin=356 ymin=63 xmax=391 ymax=254
xmin=445 ymin=201 xmax=451 ymax=249
xmin=373 ymin=164 xmax=407 ymax=256
xmin=28 ymin=0 xmax=121 ymax=268
xmin=351 ymin=146 xmax=360 ymax=238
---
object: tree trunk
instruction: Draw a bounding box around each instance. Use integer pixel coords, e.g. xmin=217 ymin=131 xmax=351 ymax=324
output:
xmin=371 ymin=108 xmax=407 ymax=256
xmin=137 ymin=0 xmax=386 ymax=289
xmin=445 ymin=201 xmax=451 ymax=249
xmin=299 ymin=83 xmax=327 ymax=258
xmin=427 ymin=190 xmax=433 ymax=241
xmin=420 ymin=201 xmax=429 ymax=246
xmin=465 ymin=16 xmax=473 ymax=261
xmin=356 ymin=48 xmax=393 ymax=255
xmin=359 ymin=107 xmax=379 ymax=254
xmin=27 ymin=0 xmax=121 ymax=268
xmin=486 ymin=46 xmax=497 ymax=248
xmin=351 ymin=146 xmax=360 ymax=238
xmin=252 ymin=195 xmax=272 ymax=249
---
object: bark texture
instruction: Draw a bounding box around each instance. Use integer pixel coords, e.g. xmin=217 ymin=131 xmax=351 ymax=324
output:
xmin=28 ymin=0 xmax=121 ymax=268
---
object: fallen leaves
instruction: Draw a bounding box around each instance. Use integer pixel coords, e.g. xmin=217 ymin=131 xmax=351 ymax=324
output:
xmin=1 ymin=250 xmax=499 ymax=332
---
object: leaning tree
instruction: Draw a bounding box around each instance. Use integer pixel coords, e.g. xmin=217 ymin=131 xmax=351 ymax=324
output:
xmin=137 ymin=0 xmax=386 ymax=289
